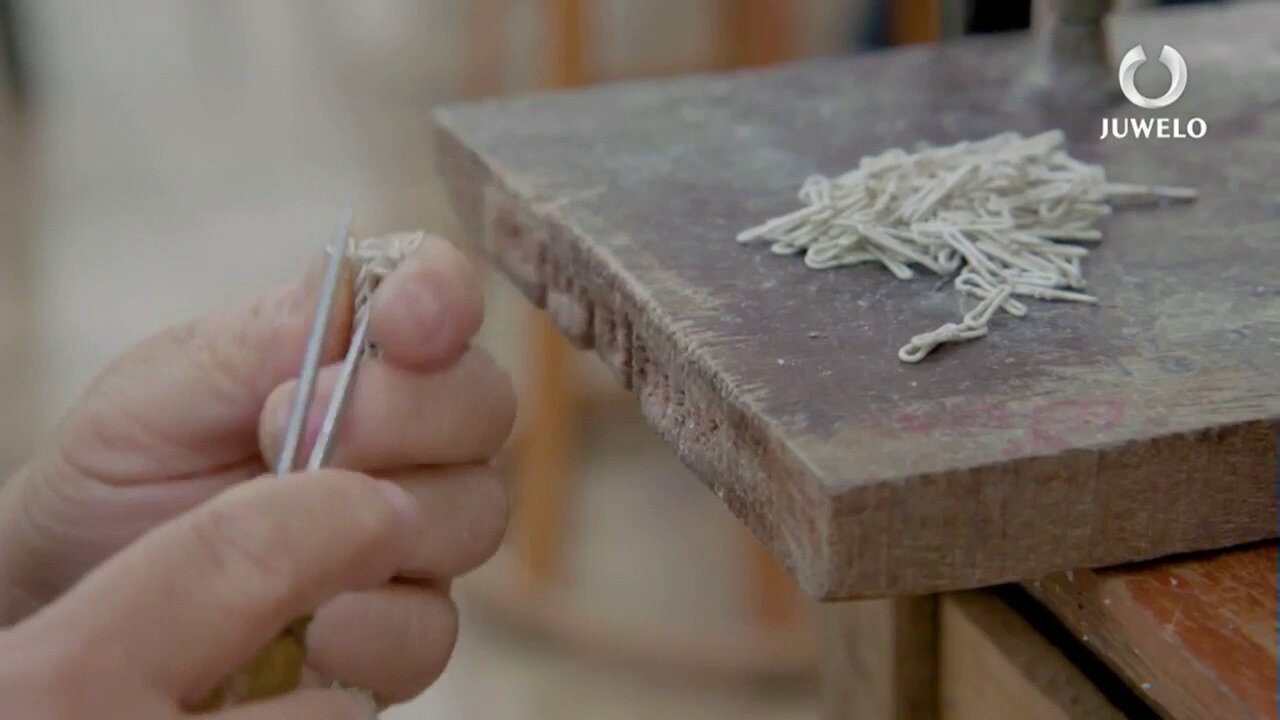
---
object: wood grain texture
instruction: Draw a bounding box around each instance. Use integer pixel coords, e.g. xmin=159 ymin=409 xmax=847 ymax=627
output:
xmin=940 ymin=592 xmax=1125 ymax=720
xmin=1025 ymin=544 xmax=1279 ymax=720
xmin=434 ymin=3 xmax=1280 ymax=598
xmin=818 ymin=597 xmax=937 ymax=720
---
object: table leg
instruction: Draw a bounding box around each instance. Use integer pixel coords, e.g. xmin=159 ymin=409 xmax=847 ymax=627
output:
xmin=818 ymin=596 xmax=939 ymax=720
xmin=744 ymin=529 xmax=806 ymax=631
xmin=511 ymin=311 xmax=577 ymax=592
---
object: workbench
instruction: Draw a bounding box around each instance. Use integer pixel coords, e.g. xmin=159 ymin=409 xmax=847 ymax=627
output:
xmin=435 ymin=3 xmax=1279 ymax=717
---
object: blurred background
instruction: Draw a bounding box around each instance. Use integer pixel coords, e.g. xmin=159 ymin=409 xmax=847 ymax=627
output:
xmin=0 ymin=1 xmax=1221 ymax=717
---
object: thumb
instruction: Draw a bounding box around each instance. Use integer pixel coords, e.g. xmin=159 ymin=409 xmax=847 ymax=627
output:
xmin=13 ymin=470 xmax=420 ymax=707
xmin=54 ymin=251 xmax=355 ymax=484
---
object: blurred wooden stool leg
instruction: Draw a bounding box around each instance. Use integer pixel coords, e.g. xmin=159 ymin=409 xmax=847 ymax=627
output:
xmin=512 ymin=311 xmax=577 ymax=592
xmin=718 ymin=0 xmax=795 ymax=68
xmin=745 ymin=529 xmax=806 ymax=633
xmin=547 ymin=0 xmax=588 ymax=88
xmin=489 ymin=0 xmax=819 ymax=680
xmin=718 ymin=0 xmax=811 ymax=642
xmin=889 ymin=0 xmax=942 ymax=45
xmin=509 ymin=0 xmax=588 ymax=594
xmin=464 ymin=0 xmax=505 ymax=99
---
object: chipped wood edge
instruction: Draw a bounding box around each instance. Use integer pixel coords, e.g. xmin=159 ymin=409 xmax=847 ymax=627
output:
xmin=433 ymin=114 xmax=1280 ymax=600
xmin=434 ymin=117 xmax=839 ymax=599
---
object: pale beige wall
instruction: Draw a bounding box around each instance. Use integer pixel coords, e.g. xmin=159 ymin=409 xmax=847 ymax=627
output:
xmin=9 ymin=0 xmax=874 ymax=427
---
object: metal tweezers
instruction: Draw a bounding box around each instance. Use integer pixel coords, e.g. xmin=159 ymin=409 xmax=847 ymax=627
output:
xmin=276 ymin=210 xmax=371 ymax=475
xmin=272 ymin=211 xmax=380 ymax=711
xmin=201 ymin=212 xmax=378 ymax=713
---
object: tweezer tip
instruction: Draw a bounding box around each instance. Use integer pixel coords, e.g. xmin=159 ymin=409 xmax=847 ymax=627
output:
xmin=275 ymin=209 xmax=356 ymax=476
xmin=329 ymin=208 xmax=354 ymax=253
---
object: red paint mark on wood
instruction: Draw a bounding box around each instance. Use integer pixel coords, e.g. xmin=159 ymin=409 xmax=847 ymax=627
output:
xmin=1029 ymin=399 xmax=1126 ymax=451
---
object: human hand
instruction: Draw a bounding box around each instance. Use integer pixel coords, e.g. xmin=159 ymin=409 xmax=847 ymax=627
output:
xmin=0 ymin=235 xmax=515 ymax=705
xmin=0 ymin=467 xmax=434 ymax=717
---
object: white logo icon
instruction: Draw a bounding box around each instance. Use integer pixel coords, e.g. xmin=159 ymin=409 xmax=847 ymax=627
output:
xmin=1118 ymin=45 xmax=1187 ymax=109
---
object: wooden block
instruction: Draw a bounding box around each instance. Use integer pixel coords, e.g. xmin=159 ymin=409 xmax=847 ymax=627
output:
xmin=940 ymin=592 xmax=1125 ymax=720
xmin=817 ymin=597 xmax=937 ymax=720
xmin=434 ymin=4 xmax=1280 ymax=598
xmin=1025 ymin=544 xmax=1279 ymax=720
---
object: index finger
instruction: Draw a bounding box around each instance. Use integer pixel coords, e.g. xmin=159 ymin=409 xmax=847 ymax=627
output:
xmin=17 ymin=470 xmax=420 ymax=705
xmin=367 ymin=234 xmax=484 ymax=372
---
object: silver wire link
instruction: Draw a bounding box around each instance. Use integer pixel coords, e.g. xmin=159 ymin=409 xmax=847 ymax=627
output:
xmin=735 ymin=131 xmax=1196 ymax=362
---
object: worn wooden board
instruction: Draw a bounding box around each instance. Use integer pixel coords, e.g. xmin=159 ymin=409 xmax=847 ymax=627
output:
xmin=940 ymin=592 xmax=1126 ymax=720
xmin=435 ymin=3 xmax=1280 ymax=598
xmin=1025 ymin=543 xmax=1279 ymax=720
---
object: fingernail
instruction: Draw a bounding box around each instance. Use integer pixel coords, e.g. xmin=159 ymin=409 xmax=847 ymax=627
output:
xmin=405 ymin=270 xmax=445 ymax=337
xmin=375 ymin=480 xmax=420 ymax=530
xmin=371 ymin=265 xmax=448 ymax=357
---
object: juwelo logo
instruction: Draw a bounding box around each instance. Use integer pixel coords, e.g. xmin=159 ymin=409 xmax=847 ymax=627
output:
xmin=1100 ymin=44 xmax=1207 ymax=140
xmin=1118 ymin=45 xmax=1186 ymax=108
